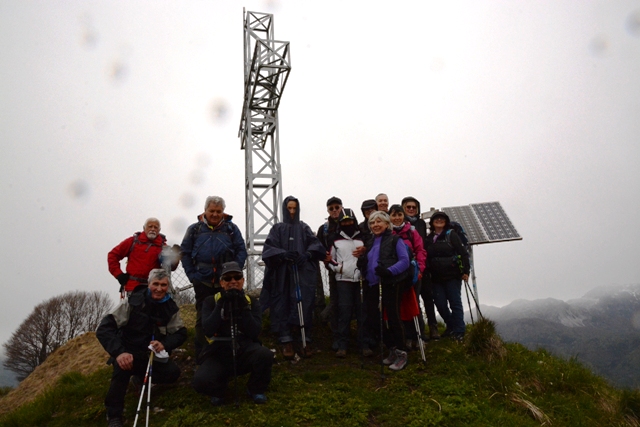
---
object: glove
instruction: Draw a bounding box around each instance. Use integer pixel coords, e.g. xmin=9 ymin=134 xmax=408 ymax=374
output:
xmin=284 ymin=251 xmax=299 ymax=262
xmin=375 ymin=266 xmax=393 ymax=278
xmin=220 ymin=289 xmax=247 ymax=311
xmin=234 ymin=290 xmax=249 ymax=309
xmin=116 ymin=273 xmax=130 ymax=286
xmin=295 ymin=252 xmax=311 ymax=265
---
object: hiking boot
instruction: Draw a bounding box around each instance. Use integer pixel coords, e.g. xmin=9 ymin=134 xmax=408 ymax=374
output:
xmin=282 ymin=342 xmax=294 ymax=360
xmin=210 ymin=396 xmax=224 ymax=406
xmin=335 ymin=349 xmax=346 ymax=358
xmin=301 ymin=343 xmax=313 ymax=358
xmin=441 ymin=328 xmax=452 ymax=338
xmin=247 ymin=388 xmax=267 ymax=404
xmin=382 ymin=347 xmax=398 ymax=365
xmin=389 ymin=350 xmax=408 ymax=371
xmin=362 ymin=348 xmax=374 ymax=358
xmin=107 ymin=416 xmax=124 ymax=427
xmin=429 ymin=325 xmax=440 ymax=340
xmin=252 ymin=393 xmax=268 ymax=404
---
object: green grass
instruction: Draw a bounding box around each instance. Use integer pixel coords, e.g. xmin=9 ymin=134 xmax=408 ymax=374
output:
xmin=2 ymin=319 xmax=640 ymax=427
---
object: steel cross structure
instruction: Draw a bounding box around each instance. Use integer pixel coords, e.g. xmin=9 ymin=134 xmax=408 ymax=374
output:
xmin=238 ymin=10 xmax=291 ymax=289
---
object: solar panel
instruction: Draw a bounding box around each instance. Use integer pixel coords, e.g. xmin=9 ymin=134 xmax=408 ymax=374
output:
xmin=441 ymin=201 xmax=521 ymax=245
xmin=440 ymin=205 xmax=488 ymax=245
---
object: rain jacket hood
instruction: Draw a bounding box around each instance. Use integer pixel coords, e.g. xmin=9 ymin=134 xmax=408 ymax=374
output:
xmin=401 ymin=196 xmax=422 ymax=215
xmin=282 ymin=196 xmax=300 ymax=225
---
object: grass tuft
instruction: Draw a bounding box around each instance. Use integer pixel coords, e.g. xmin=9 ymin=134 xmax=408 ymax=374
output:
xmin=466 ymin=317 xmax=507 ymax=361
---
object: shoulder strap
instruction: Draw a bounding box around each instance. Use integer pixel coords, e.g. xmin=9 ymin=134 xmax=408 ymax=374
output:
xmin=127 ymin=232 xmax=142 ymax=256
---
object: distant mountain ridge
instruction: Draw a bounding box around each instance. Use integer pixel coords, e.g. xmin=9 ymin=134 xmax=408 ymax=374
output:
xmin=475 ymin=284 xmax=640 ymax=388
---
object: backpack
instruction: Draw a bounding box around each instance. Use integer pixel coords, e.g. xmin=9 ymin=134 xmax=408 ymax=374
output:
xmin=127 ymin=232 xmax=166 ymax=256
xmin=397 ymin=226 xmax=420 ymax=285
xmin=449 ymin=221 xmax=469 ymax=247
xmin=443 ymin=230 xmax=464 ymax=274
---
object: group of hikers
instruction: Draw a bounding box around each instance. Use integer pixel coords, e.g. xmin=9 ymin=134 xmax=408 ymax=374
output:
xmin=99 ymin=194 xmax=470 ymax=426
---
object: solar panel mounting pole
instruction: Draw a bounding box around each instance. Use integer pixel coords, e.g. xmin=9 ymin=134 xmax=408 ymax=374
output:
xmin=238 ymin=9 xmax=291 ymax=290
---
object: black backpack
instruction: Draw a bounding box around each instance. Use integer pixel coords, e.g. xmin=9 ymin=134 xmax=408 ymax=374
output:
xmin=449 ymin=221 xmax=469 ymax=247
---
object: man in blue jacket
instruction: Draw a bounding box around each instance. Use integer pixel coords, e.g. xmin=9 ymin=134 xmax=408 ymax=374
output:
xmin=181 ymin=196 xmax=248 ymax=360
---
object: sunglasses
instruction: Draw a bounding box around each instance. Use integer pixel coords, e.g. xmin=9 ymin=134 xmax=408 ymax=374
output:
xmin=328 ymin=206 xmax=342 ymax=211
xmin=221 ymin=274 xmax=243 ymax=282
xmin=405 ymin=205 xmax=417 ymax=210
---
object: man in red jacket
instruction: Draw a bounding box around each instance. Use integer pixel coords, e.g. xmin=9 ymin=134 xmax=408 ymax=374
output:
xmin=108 ymin=218 xmax=179 ymax=296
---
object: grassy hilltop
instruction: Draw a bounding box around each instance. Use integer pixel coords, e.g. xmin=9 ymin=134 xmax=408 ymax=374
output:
xmin=1 ymin=305 xmax=640 ymax=427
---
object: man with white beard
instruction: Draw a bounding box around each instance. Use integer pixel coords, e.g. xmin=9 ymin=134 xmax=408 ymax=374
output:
xmin=108 ymin=218 xmax=179 ymax=296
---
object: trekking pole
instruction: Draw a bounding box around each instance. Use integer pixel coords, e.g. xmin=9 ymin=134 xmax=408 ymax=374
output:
xmin=378 ymin=279 xmax=385 ymax=381
xmin=413 ymin=314 xmax=426 ymax=364
xmin=145 ymin=351 xmax=153 ymax=427
xmin=229 ymin=297 xmax=240 ymax=408
xmin=464 ymin=280 xmax=475 ymax=325
xmin=291 ymin=263 xmax=307 ymax=350
xmin=359 ymin=276 xmax=364 ymax=370
xmin=133 ymin=350 xmax=154 ymax=427
xmin=464 ymin=280 xmax=484 ymax=320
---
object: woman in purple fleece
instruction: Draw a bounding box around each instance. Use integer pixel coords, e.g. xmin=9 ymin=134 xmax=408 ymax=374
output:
xmin=357 ymin=211 xmax=411 ymax=371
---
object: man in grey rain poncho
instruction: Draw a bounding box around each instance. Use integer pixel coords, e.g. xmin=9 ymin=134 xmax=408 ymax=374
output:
xmin=261 ymin=196 xmax=325 ymax=359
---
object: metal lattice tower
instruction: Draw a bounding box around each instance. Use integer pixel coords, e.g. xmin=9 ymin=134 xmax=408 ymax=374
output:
xmin=238 ymin=10 xmax=291 ymax=289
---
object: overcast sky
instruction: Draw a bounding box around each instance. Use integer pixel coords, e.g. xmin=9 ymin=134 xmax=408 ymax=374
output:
xmin=1 ymin=0 xmax=639 ymax=347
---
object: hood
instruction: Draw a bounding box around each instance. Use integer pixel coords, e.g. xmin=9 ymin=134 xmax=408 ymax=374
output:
xmin=282 ymin=195 xmax=300 ymax=224
xmin=429 ymin=211 xmax=450 ymax=228
xmin=401 ymin=196 xmax=421 ymax=215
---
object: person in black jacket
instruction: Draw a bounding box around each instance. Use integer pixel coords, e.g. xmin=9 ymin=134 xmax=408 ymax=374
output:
xmin=260 ymin=196 xmax=326 ymax=359
xmin=316 ymin=196 xmax=343 ymax=350
xmin=424 ymin=211 xmax=470 ymax=340
xmin=192 ymin=262 xmax=273 ymax=405
xmin=402 ymin=196 xmax=439 ymax=340
xmin=96 ymin=269 xmax=187 ymax=427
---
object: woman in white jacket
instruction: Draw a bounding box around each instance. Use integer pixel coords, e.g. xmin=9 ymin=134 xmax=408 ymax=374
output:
xmin=328 ymin=208 xmax=364 ymax=358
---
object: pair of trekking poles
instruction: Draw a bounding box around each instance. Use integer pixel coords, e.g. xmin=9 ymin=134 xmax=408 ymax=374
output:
xmin=133 ymin=347 xmax=154 ymax=427
xmin=357 ymin=277 xmax=427 ymax=380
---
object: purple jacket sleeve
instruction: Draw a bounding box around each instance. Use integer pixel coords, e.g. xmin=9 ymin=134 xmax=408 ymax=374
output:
xmin=388 ymin=239 xmax=410 ymax=276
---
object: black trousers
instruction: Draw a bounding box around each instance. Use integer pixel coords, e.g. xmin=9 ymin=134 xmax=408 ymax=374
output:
xmin=362 ymin=282 xmax=406 ymax=351
xmin=192 ymin=342 xmax=274 ymax=398
xmin=105 ymin=354 xmax=181 ymax=419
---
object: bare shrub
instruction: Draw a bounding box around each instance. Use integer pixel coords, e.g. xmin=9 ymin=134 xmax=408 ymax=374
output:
xmin=2 ymin=291 xmax=113 ymax=380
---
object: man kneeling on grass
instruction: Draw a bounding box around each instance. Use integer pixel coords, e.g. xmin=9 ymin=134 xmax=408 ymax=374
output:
xmin=192 ymin=261 xmax=274 ymax=405
xmin=97 ymin=269 xmax=187 ymax=427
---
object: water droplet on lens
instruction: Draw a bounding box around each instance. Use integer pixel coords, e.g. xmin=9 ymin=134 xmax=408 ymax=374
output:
xmin=189 ymin=170 xmax=205 ymax=186
xmin=109 ymin=61 xmax=128 ymax=82
xmin=171 ymin=217 xmax=189 ymax=235
xmin=179 ymin=193 xmax=197 ymax=208
xmin=68 ymin=179 xmax=90 ymax=201
xmin=589 ymin=35 xmax=609 ymax=56
xmin=627 ymin=10 xmax=640 ymax=37
xmin=210 ymin=99 xmax=229 ymax=124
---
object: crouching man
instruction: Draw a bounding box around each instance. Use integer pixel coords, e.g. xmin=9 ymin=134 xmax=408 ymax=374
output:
xmin=96 ymin=269 xmax=187 ymax=427
xmin=192 ymin=262 xmax=273 ymax=405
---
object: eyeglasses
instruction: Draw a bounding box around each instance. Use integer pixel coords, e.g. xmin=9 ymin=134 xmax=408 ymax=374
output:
xmin=405 ymin=205 xmax=417 ymax=210
xmin=328 ymin=206 xmax=342 ymax=211
xmin=221 ymin=274 xmax=243 ymax=282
